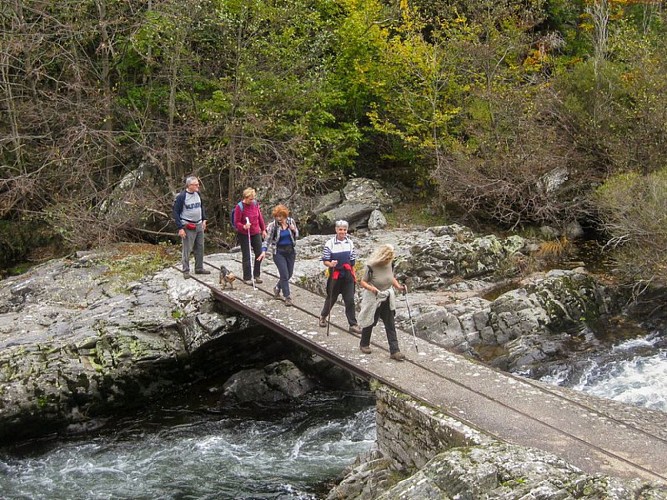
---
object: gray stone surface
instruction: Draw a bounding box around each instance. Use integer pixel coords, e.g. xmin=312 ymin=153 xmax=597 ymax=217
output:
xmin=2 ymin=222 xmax=665 ymax=496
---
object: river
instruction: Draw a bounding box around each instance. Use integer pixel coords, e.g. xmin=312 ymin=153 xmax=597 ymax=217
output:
xmin=540 ymin=330 xmax=667 ymax=412
xmin=2 ymin=331 xmax=665 ymax=499
xmin=0 ymin=390 xmax=376 ymax=499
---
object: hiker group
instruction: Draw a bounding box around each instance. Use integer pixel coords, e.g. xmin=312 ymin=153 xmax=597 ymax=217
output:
xmin=173 ymin=177 xmax=407 ymax=361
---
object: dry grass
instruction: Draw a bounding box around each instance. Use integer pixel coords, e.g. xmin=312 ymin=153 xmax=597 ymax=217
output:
xmin=536 ymin=236 xmax=571 ymax=261
xmin=102 ymin=242 xmax=179 ymax=288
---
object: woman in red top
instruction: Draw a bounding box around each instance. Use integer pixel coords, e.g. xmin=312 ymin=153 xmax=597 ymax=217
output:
xmin=234 ymin=187 xmax=267 ymax=283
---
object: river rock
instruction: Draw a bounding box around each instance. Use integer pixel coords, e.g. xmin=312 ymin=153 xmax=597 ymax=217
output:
xmin=309 ymin=178 xmax=394 ymax=232
xmin=220 ymin=359 xmax=316 ymax=405
xmin=328 ymin=441 xmax=667 ymax=499
xmin=0 ymin=245 xmax=247 ymax=443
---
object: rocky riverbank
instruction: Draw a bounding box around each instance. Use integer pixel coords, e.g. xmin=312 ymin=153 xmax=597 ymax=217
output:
xmin=2 ymin=224 xmax=665 ymax=497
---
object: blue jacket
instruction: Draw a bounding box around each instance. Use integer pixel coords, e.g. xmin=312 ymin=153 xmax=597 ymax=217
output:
xmin=172 ymin=190 xmax=207 ymax=230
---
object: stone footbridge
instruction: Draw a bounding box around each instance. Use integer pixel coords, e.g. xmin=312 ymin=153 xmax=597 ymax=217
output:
xmin=181 ymin=255 xmax=667 ymax=485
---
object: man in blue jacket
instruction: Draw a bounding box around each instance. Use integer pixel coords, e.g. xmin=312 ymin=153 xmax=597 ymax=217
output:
xmin=173 ymin=176 xmax=211 ymax=279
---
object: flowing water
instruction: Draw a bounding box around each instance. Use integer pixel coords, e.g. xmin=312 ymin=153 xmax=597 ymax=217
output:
xmin=540 ymin=331 xmax=667 ymax=412
xmin=0 ymin=390 xmax=376 ymax=499
xmin=3 ymin=326 xmax=666 ymax=499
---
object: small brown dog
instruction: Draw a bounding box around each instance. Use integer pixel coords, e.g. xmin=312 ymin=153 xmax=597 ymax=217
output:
xmin=219 ymin=265 xmax=237 ymax=290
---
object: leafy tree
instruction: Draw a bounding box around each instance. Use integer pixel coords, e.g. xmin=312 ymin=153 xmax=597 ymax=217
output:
xmin=366 ymin=2 xmax=468 ymax=189
xmin=174 ymin=0 xmax=367 ymax=222
xmin=384 ymin=0 xmax=577 ymax=226
xmin=551 ymin=1 xmax=667 ymax=177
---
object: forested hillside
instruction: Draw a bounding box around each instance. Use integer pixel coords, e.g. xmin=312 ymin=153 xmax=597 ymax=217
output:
xmin=1 ymin=0 xmax=666 ymax=286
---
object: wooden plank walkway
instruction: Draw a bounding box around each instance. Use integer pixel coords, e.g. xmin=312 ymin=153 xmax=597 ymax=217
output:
xmin=180 ymin=255 xmax=667 ymax=484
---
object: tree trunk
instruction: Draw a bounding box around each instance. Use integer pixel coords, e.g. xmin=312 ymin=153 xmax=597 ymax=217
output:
xmin=95 ymin=0 xmax=115 ymax=186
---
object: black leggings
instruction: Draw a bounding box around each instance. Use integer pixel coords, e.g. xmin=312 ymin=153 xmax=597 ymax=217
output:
xmin=320 ymin=277 xmax=357 ymax=326
xmin=360 ymin=299 xmax=399 ymax=354
xmin=238 ymin=232 xmax=263 ymax=280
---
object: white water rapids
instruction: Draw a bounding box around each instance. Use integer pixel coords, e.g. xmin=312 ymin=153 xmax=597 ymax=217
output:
xmin=540 ymin=333 xmax=667 ymax=412
xmin=0 ymin=391 xmax=376 ymax=499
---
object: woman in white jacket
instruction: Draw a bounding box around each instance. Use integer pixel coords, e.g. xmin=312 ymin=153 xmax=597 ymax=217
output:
xmin=357 ymin=244 xmax=406 ymax=361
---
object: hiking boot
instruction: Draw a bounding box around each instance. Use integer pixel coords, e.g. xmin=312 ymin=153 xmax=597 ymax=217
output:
xmin=285 ymin=296 xmax=293 ymax=307
xmin=349 ymin=325 xmax=362 ymax=335
xmin=255 ymin=278 xmax=263 ymax=284
xmin=360 ymin=345 xmax=372 ymax=354
xmin=242 ymin=279 xmax=252 ymax=285
xmin=390 ymin=351 xmax=406 ymax=362
xmin=195 ymin=269 xmax=211 ymax=275
xmin=183 ymin=271 xmax=191 ymax=279
xmin=319 ymin=317 xmax=327 ymax=328
xmin=273 ymin=286 xmax=280 ymax=298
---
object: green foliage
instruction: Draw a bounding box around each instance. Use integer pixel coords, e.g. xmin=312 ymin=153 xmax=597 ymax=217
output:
xmin=188 ymin=0 xmax=365 ymax=197
xmin=3 ymin=0 xmax=667 ymax=294
xmin=553 ymin=15 xmax=667 ymax=177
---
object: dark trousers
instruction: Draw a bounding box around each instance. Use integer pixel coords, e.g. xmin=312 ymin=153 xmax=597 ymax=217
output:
xmin=320 ymin=277 xmax=357 ymax=326
xmin=238 ymin=232 xmax=263 ymax=280
xmin=273 ymin=246 xmax=296 ymax=298
xmin=360 ymin=299 xmax=399 ymax=354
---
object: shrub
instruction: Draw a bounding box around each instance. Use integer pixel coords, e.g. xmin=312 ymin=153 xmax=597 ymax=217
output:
xmin=594 ymin=169 xmax=667 ymax=289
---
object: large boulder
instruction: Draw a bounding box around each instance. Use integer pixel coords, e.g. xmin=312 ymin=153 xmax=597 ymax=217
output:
xmin=100 ymin=162 xmax=171 ymax=239
xmin=220 ymin=359 xmax=316 ymax=405
xmin=395 ymin=267 xmax=619 ymax=370
xmin=395 ymin=226 xmax=524 ymax=290
xmin=328 ymin=441 xmax=667 ymax=499
xmin=0 ymin=245 xmax=246 ymax=443
xmin=309 ymin=178 xmax=394 ymax=233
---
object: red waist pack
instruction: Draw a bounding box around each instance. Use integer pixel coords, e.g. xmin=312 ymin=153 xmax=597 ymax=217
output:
xmin=332 ymin=263 xmax=357 ymax=282
xmin=185 ymin=223 xmax=197 ymax=230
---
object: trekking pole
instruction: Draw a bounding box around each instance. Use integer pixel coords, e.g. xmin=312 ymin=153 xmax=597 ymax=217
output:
xmin=246 ymin=217 xmax=256 ymax=290
xmin=325 ymin=276 xmax=333 ymax=337
xmin=403 ymin=285 xmax=419 ymax=352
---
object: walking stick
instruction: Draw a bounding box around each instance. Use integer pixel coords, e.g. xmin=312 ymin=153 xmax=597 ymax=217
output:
xmin=403 ymin=285 xmax=419 ymax=352
xmin=325 ymin=275 xmax=334 ymax=337
xmin=246 ymin=217 xmax=256 ymax=290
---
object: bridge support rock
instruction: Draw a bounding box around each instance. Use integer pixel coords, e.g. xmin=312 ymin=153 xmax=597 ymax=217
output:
xmin=326 ymin=384 xmax=667 ymax=499
xmin=374 ymin=384 xmax=491 ymax=470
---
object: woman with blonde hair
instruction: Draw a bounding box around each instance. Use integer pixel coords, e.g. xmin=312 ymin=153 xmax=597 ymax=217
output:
xmin=258 ymin=204 xmax=299 ymax=306
xmin=233 ymin=187 xmax=267 ymax=284
xmin=357 ymin=244 xmax=406 ymax=361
